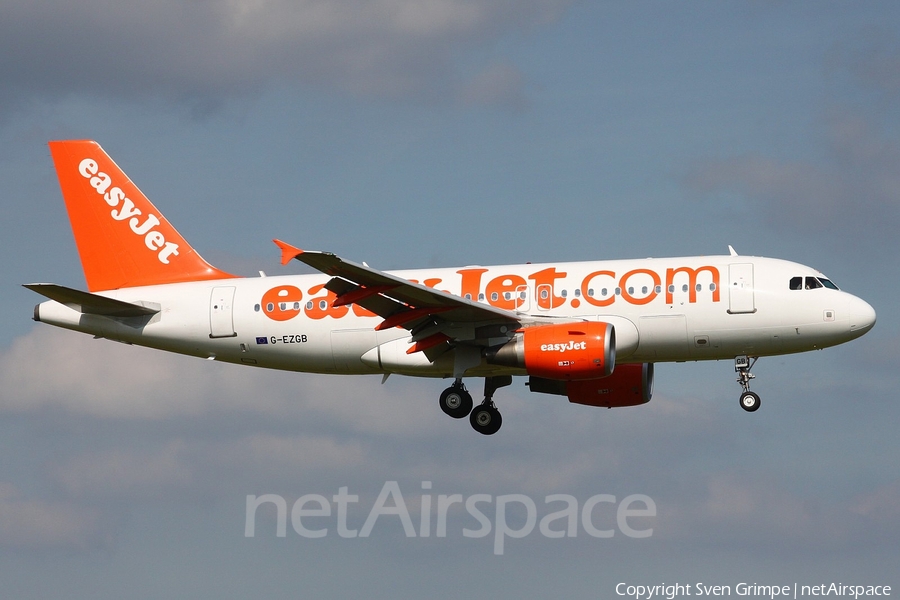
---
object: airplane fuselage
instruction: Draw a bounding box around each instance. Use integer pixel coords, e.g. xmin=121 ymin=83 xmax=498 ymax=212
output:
xmin=34 ymin=254 xmax=875 ymax=378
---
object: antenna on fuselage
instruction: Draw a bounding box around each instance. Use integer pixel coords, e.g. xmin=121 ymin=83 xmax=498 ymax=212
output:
xmin=728 ymin=245 xmax=739 ymax=256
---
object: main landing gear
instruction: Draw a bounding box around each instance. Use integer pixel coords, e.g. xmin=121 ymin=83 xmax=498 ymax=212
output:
xmin=439 ymin=381 xmax=473 ymax=419
xmin=735 ymin=355 xmax=761 ymax=412
xmin=439 ymin=376 xmax=511 ymax=435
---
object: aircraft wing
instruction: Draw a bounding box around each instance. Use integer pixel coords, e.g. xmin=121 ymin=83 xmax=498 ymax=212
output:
xmin=274 ymin=239 xmax=525 ymax=354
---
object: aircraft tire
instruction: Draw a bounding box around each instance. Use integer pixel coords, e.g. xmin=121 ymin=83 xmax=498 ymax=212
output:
xmin=739 ymin=391 xmax=761 ymax=412
xmin=470 ymin=404 xmax=502 ymax=435
xmin=440 ymin=387 xmax=473 ymax=419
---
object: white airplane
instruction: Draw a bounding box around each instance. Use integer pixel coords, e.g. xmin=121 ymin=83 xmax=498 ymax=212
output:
xmin=27 ymin=140 xmax=876 ymax=435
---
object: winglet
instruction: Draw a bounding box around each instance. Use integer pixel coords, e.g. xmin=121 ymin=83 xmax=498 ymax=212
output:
xmin=273 ymin=239 xmax=304 ymax=265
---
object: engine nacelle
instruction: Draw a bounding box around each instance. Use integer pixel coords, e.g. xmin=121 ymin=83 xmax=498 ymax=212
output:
xmin=528 ymin=363 xmax=654 ymax=408
xmin=486 ymin=321 xmax=615 ymax=380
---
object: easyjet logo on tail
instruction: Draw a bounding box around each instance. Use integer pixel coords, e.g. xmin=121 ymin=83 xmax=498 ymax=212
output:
xmin=78 ymin=158 xmax=180 ymax=264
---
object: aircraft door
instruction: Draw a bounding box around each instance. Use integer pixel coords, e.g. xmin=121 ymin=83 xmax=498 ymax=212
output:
xmin=210 ymin=286 xmax=237 ymax=338
xmin=728 ymin=263 xmax=756 ymax=314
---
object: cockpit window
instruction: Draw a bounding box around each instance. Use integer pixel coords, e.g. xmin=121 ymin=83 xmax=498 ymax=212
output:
xmin=791 ymin=276 xmax=839 ymax=290
xmin=805 ymin=277 xmax=823 ymax=289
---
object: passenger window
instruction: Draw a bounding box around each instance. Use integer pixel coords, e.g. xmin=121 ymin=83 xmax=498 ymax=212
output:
xmin=805 ymin=277 xmax=823 ymax=290
xmin=790 ymin=277 xmax=802 ymax=290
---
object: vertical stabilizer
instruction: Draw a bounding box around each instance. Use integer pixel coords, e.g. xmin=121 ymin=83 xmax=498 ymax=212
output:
xmin=48 ymin=140 xmax=235 ymax=291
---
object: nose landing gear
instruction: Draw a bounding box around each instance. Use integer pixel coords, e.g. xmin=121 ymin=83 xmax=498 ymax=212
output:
xmin=735 ymin=355 xmax=761 ymax=412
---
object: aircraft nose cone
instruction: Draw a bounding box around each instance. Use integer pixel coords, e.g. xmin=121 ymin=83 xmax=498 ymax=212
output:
xmin=849 ymin=296 xmax=876 ymax=337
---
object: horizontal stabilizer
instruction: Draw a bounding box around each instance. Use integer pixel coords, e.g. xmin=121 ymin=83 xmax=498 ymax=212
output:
xmin=23 ymin=283 xmax=160 ymax=317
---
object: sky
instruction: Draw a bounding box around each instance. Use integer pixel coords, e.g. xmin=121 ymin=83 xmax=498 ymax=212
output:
xmin=1 ymin=1 xmax=899 ymax=598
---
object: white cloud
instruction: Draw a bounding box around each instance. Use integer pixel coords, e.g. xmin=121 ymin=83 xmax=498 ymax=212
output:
xmin=52 ymin=441 xmax=194 ymax=499
xmin=2 ymin=325 xmax=899 ymax=559
xmin=851 ymin=479 xmax=900 ymax=523
xmin=830 ymin=28 xmax=900 ymax=100
xmin=685 ymin=111 xmax=900 ymax=244
xmin=460 ymin=60 xmax=529 ymax=109
xmin=0 ymin=483 xmax=106 ymax=551
xmin=0 ymin=0 xmax=571 ymax=114
xmin=685 ymin=32 xmax=900 ymax=248
xmin=0 ymin=327 xmax=261 ymax=418
xmin=0 ymin=326 xmax=436 ymax=429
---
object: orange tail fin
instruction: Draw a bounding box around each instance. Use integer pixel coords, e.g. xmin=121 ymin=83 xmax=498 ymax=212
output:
xmin=49 ymin=140 xmax=235 ymax=291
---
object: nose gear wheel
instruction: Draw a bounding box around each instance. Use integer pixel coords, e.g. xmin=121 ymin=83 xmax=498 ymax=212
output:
xmin=734 ymin=355 xmax=761 ymax=412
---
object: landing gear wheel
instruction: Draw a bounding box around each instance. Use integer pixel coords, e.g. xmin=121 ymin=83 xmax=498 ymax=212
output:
xmin=739 ymin=391 xmax=761 ymax=412
xmin=734 ymin=356 xmax=761 ymax=413
xmin=470 ymin=403 xmax=502 ymax=435
xmin=439 ymin=386 xmax=473 ymax=419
